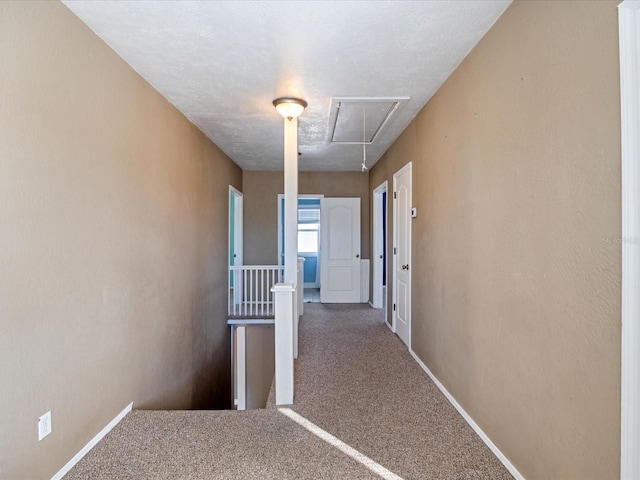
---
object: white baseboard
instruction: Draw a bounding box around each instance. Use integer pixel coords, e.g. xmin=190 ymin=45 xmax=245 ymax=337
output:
xmin=52 ymin=402 xmax=133 ymax=480
xmin=409 ymin=351 xmax=525 ymax=480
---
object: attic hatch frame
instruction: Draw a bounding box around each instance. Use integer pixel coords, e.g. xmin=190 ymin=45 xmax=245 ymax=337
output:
xmin=328 ymin=97 xmax=409 ymax=145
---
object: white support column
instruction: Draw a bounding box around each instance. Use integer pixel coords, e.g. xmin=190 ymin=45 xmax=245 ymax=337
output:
xmin=272 ymin=283 xmax=295 ymax=405
xmin=293 ymin=283 xmax=298 ymax=360
xmin=297 ymin=257 xmax=305 ymax=317
xmin=295 ymin=257 xmax=305 ymax=359
xmin=284 ymin=118 xmax=298 ymax=284
xmin=273 ymin=96 xmax=305 ymax=407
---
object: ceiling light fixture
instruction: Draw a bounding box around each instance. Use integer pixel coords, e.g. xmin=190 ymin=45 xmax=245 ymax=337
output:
xmin=273 ymin=97 xmax=308 ymax=120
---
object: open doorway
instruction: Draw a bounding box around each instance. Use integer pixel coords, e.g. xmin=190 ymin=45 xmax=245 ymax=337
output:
xmin=277 ymin=194 xmax=324 ymax=303
xmin=229 ymin=186 xmax=243 ymax=306
xmin=372 ymin=181 xmax=388 ymax=325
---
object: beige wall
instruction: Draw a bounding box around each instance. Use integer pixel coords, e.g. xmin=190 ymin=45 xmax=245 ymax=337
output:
xmin=0 ymin=2 xmax=242 ymax=478
xmin=243 ymin=171 xmax=370 ymax=265
xmin=370 ymin=1 xmax=621 ymax=478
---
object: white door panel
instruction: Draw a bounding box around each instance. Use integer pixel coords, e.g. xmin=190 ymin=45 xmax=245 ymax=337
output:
xmin=328 ymin=267 xmax=354 ymax=291
xmin=321 ymin=198 xmax=361 ymax=303
xmin=328 ymin=206 xmax=353 ymax=260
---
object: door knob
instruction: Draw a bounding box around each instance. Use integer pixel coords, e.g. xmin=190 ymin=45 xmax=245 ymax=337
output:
xmin=356 ymin=254 xmax=360 ymax=258
xmin=402 ymin=264 xmax=409 ymax=270
xmin=379 ymin=255 xmax=383 ymax=259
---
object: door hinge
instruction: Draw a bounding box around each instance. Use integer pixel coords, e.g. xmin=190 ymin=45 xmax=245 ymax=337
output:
xmin=393 ymin=303 xmax=396 ymax=311
xmin=393 ymin=191 xmax=397 ymax=199
xmin=393 ymin=247 xmax=397 ymax=255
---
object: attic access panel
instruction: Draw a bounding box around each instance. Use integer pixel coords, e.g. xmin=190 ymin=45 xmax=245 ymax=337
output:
xmin=329 ymin=97 xmax=409 ymax=144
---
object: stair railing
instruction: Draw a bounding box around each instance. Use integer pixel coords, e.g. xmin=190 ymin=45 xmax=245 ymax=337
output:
xmin=228 ymin=265 xmax=284 ymax=318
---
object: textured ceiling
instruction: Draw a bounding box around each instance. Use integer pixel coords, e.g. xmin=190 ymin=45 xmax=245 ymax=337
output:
xmin=62 ymin=1 xmax=511 ymax=171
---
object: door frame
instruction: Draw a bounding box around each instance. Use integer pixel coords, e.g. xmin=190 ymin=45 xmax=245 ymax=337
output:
xmin=392 ymin=162 xmax=412 ymax=342
xmin=619 ymin=1 xmax=640 ymax=477
xmin=229 ymin=186 xmax=243 ymax=304
xmin=372 ymin=181 xmax=388 ymax=319
xmin=277 ymin=194 xmax=324 ymax=285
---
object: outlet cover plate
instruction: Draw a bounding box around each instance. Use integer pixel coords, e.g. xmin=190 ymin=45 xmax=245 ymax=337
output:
xmin=38 ymin=411 xmax=51 ymax=441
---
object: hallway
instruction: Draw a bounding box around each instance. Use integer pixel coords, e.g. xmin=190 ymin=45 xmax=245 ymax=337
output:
xmin=66 ymin=305 xmax=512 ymax=479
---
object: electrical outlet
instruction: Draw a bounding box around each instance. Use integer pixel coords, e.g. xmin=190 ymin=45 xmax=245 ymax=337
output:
xmin=38 ymin=411 xmax=51 ymax=441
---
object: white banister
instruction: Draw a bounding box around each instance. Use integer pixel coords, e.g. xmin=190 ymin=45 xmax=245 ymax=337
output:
xmin=272 ymin=283 xmax=295 ymax=405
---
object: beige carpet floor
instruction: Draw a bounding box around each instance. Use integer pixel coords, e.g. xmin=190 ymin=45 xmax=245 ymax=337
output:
xmin=65 ymin=304 xmax=513 ymax=480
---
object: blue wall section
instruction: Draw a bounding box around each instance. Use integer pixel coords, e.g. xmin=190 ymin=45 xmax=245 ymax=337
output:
xmin=303 ymin=256 xmax=318 ymax=284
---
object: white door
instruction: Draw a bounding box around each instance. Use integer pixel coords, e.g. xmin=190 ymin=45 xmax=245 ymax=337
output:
xmin=393 ymin=163 xmax=411 ymax=347
xmin=320 ymin=198 xmax=361 ymax=303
